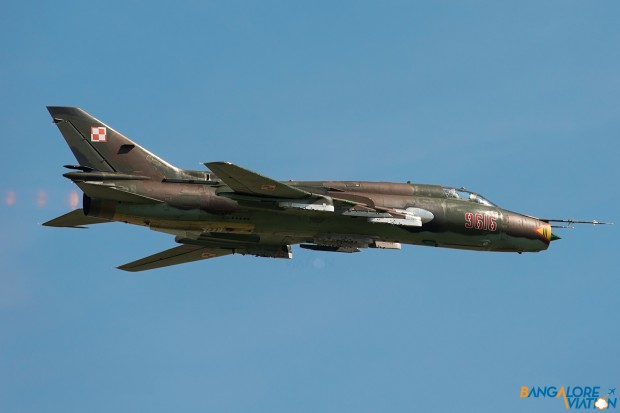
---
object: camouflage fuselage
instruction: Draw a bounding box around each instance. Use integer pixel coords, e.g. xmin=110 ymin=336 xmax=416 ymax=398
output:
xmin=46 ymin=106 xmax=609 ymax=270
xmin=85 ymin=178 xmax=551 ymax=254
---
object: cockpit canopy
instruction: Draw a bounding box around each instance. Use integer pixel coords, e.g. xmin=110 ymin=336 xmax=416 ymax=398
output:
xmin=443 ymin=187 xmax=498 ymax=207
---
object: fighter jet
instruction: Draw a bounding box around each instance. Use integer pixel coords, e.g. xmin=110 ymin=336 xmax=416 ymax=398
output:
xmin=43 ymin=107 xmax=610 ymax=271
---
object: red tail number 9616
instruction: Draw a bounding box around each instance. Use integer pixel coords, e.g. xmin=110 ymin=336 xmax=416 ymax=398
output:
xmin=465 ymin=212 xmax=497 ymax=231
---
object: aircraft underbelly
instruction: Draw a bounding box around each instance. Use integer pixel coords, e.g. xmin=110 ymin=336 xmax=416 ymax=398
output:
xmin=108 ymin=201 xmax=547 ymax=253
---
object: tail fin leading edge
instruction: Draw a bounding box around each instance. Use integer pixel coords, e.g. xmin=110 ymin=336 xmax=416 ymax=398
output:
xmin=47 ymin=107 xmax=179 ymax=179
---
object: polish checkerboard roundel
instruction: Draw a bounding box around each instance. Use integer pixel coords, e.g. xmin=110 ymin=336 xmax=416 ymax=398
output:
xmin=90 ymin=126 xmax=106 ymax=142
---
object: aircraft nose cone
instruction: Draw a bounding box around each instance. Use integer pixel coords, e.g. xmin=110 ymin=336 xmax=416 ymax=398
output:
xmin=534 ymin=222 xmax=553 ymax=243
xmin=502 ymin=211 xmax=554 ymax=251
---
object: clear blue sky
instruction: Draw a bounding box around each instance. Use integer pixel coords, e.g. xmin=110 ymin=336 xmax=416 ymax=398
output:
xmin=1 ymin=1 xmax=618 ymax=412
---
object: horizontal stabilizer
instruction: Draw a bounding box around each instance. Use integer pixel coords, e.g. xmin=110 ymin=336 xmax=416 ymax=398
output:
xmin=43 ymin=209 xmax=111 ymax=228
xmin=118 ymin=245 xmax=233 ymax=272
xmin=75 ymin=182 xmax=163 ymax=204
xmin=206 ymin=161 xmax=310 ymax=199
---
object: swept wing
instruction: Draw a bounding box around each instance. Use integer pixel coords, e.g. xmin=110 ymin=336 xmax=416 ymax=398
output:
xmin=206 ymin=161 xmax=310 ymax=198
xmin=118 ymin=245 xmax=233 ymax=272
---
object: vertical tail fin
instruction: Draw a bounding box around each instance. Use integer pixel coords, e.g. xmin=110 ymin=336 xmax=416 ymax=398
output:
xmin=47 ymin=107 xmax=180 ymax=179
